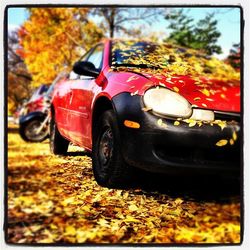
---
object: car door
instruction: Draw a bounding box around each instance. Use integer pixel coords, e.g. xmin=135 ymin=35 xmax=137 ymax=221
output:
xmin=67 ymin=44 xmax=104 ymax=149
xmin=52 ymin=74 xmax=73 ymax=139
xmin=54 ymin=49 xmax=93 ymax=140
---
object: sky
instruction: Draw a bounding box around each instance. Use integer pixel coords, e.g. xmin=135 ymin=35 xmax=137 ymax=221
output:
xmin=7 ymin=7 xmax=241 ymax=59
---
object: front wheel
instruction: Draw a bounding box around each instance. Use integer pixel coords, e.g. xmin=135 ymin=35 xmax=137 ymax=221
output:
xmin=92 ymin=110 xmax=134 ymax=188
xmin=19 ymin=117 xmax=49 ymax=142
xmin=50 ymin=117 xmax=69 ymax=155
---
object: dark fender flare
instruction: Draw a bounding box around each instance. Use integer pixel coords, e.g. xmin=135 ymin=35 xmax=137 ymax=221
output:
xmin=19 ymin=111 xmax=46 ymax=125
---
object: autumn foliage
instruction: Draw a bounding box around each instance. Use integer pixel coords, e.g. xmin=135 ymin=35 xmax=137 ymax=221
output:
xmin=18 ymin=8 xmax=104 ymax=87
xmin=7 ymin=127 xmax=241 ymax=244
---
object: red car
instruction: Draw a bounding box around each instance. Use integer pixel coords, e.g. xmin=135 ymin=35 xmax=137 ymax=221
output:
xmin=50 ymin=39 xmax=241 ymax=187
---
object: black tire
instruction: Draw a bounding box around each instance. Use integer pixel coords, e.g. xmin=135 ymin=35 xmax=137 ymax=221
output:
xmin=92 ymin=110 xmax=134 ymax=188
xmin=50 ymin=117 xmax=69 ymax=155
xmin=19 ymin=118 xmax=49 ymax=142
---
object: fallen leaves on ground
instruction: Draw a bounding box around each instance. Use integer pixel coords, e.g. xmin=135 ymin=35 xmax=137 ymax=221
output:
xmin=7 ymin=127 xmax=241 ymax=244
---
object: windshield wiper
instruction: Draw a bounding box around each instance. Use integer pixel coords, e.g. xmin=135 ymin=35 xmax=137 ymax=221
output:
xmin=112 ymin=63 xmax=161 ymax=69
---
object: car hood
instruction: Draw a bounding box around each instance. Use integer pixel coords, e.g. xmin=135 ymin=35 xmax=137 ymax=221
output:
xmin=136 ymin=72 xmax=241 ymax=113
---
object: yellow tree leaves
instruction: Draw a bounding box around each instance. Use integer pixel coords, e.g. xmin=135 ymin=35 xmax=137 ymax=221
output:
xmin=18 ymin=8 xmax=104 ymax=87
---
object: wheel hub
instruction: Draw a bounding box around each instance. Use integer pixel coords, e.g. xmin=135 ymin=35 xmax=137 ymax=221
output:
xmin=99 ymin=128 xmax=113 ymax=166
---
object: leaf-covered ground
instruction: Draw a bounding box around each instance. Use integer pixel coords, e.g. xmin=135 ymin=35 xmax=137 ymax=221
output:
xmin=7 ymin=125 xmax=241 ymax=244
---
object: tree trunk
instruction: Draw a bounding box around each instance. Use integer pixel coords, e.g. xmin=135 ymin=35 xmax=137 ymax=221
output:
xmin=109 ymin=9 xmax=116 ymax=38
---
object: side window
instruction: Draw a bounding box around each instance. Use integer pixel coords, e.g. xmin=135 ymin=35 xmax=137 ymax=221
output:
xmin=69 ymin=49 xmax=93 ymax=80
xmin=86 ymin=45 xmax=104 ymax=70
xmin=69 ymin=45 xmax=104 ymax=79
xmin=81 ymin=48 xmax=93 ymax=62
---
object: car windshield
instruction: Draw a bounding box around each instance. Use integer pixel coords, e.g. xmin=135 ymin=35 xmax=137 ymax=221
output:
xmin=112 ymin=41 xmax=190 ymax=68
xmin=111 ymin=40 xmax=240 ymax=81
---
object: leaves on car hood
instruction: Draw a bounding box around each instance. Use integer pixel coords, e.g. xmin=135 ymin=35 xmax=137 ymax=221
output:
xmin=111 ymin=40 xmax=240 ymax=113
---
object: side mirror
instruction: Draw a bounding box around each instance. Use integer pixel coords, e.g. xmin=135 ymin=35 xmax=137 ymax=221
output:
xmin=73 ymin=61 xmax=99 ymax=78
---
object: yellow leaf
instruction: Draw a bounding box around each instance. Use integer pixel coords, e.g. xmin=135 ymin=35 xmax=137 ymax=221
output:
xmin=97 ymin=219 xmax=110 ymax=227
xmin=220 ymin=94 xmax=226 ymax=99
xmin=206 ymin=98 xmax=214 ymax=102
xmin=203 ymin=216 xmax=211 ymax=222
xmin=174 ymin=121 xmax=180 ymax=126
xmin=65 ymin=225 xmax=76 ymax=236
xmin=232 ymin=131 xmax=237 ymax=141
xmin=50 ymin=224 xmax=58 ymax=230
xmin=131 ymin=90 xmax=139 ymax=96
xmin=76 ymin=230 xmax=88 ymax=243
xmin=142 ymin=107 xmax=152 ymax=112
xmin=123 ymin=192 xmax=129 ymax=199
xmin=173 ymin=86 xmax=179 ymax=92
xmin=217 ymin=121 xmax=227 ymax=130
xmin=128 ymin=204 xmax=138 ymax=212
xmin=197 ymin=121 xmax=203 ymax=127
xmin=62 ymin=196 xmax=75 ymax=206
xmin=18 ymin=196 xmax=34 ymax=206
xmin=193 ymin=97 xmax=201 ymax=101
xmin=38 ymin=190 xmax=48 ymax=199
xmin=188 ymin=121 xmax=197 ymax=127
xmin=216 ymin=139 xmax=228 ymax=147
xmin=157 ymin=119 xmax=167 ymax=128
xmin=230 ymin=139 xmax=234 ymax=145
xmin=126 ymin=75 xmax=139 ymax=82
xmin=174 ymin=198 xmax=183 ymax=205
xmin=124 ymin=215 xmax=140 ymax=223
xmin=199 ymin=88 xmax=210 ymax=97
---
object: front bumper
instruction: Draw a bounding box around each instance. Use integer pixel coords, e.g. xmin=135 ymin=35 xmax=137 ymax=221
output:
xmin=112 ymin=93 xmax=241 ymax=176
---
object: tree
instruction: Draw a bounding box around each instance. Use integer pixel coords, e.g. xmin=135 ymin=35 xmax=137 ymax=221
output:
xmin=8 ymin=30 xmax=32 ymax=115
xmin=225 ymin=43 xmax=240 ymax=71
xmin=165 ymin=9 xmax=222 ymax=55
xmin=18 ymin=8 xmax=104 ymax=87
xmin=193 ymin=13 xmax=222 ymax=55
xmin=165 ymin=9 xmax=194 ymax=48
xmin=92 ymin=8 xmax=164 ymax=38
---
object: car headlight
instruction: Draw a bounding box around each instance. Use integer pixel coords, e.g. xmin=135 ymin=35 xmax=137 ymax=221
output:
xmin=143 ymin=88 xmax=192 ymax=118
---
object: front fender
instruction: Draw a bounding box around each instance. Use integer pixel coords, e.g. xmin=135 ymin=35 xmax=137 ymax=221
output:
xmin=19 ymin=111 xmax=46 ymax=125
xmin=112 ymin=92 xmax=151 ymax=130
